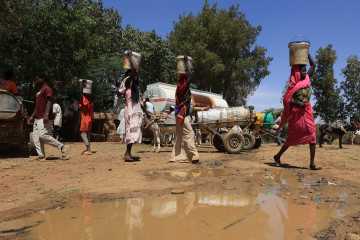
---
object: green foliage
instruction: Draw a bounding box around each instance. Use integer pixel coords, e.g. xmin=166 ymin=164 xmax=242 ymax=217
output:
xmin=312 ymin=44 xmax=344 ymax=123
xmin=168 ymin=1 xmax=272 ymax=106
xmin=122 ymin=25 xmax=177 ymax=93
xmin=341 ymin=55 xmax=360 ymax=122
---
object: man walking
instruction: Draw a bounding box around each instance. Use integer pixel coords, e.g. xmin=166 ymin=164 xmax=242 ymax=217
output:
xmin=111 ymin=82 xmax=121 ymax=114
xmin=28 ymin=74 xmax=69 ymax=160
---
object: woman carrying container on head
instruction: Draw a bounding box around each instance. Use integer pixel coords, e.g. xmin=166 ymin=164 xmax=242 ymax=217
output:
xmin=79 ymin=79 xmax=94 ymax=155
xmin=119 ymin=50 xmax=151 ymax=162
xmin=170 ymin=55 xmax=199 ymax=164
xmin=274 ymin=53 xmax=321 ymax=170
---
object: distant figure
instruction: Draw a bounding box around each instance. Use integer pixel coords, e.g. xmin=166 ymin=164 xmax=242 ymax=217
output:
xmin=28 ymin=73 xmax=69 ymax=160
xmin=145 ymin=97 xmax=154 ymax=115
xmin=62 ymin=97 xmax=78 ymax=141
xmin=0 ymin=71 xmax=18 ymax=95
xmin=170 ymin=55 xmax=199 ymax=164
xmin=79 ymin=80 xmax=95 ymax=155
xmin=117 ymin=108 xmax=125 ymax=143
xmin=52 ymin=99 xmax=63 ymax=140
xmin=111 ymin=82 xmax=121 ymax=114
xmin=274 ymin=54 xmax=321 ymax=170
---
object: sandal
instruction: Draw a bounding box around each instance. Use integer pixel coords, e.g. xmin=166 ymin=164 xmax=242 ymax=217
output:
xmin=81 ymin=151 xmax=93 ymax=155
xmin=310 ymin=166 xmax=322 ymax=170
xmin=124 ymin=156 xmax=134 ymax=162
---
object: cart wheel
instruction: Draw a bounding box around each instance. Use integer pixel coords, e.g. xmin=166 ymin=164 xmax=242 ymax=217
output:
xmin=223 ymin=132 xmax=244 ymax=154
xmin=242 ymin=132 xmax=256 ymax=150
xmin=213 ymin=134 xmax=225 ymax=152
xmin=29 ymin=132 xmax=37 ymax=155
xmin=253 ymin=137 xmax=262 ymax=149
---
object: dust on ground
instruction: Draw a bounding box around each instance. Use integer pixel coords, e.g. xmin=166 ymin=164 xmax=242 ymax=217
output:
xmin=1 ymin=142 xmax=360 ymax=239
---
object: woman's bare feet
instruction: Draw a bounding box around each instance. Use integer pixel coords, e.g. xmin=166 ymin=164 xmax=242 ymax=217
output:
xmin=274 ymin=155 xmax=282 ymax=167
xmin=310 ymin=164 xmax=322 ymax=170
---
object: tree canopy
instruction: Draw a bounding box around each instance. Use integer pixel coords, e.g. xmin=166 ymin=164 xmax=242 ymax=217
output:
xmin=341 ymin=55 xmax=360 ymax=122
xmin=168 ymin=1 xmax=272 ymax=106
xmin=312 ymin=44 xmax=344 ymax=123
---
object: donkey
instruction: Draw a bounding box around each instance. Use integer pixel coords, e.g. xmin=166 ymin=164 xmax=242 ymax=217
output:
xmin=319 ymin=122 xmax=357 ymax=148
xmin=145 ymin=112 xmax=177 ymax=153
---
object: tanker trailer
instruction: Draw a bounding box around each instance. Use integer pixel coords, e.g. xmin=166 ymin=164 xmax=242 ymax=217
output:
xmin=143 ymin=82 xmax=228 ymax=113
xmin=194 ymin=106 xmax=257 ymax=153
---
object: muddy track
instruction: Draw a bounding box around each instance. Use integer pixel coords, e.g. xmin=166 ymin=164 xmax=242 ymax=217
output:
xmin=1 ymin=142 xmax=360 ymax=239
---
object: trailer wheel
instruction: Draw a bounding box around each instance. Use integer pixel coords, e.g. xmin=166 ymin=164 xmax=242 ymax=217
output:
xmin=242 ymin=133 xmax=256 ymax=150
xmin=253 ymin=137 xmax=262 ymax=149
xmin=223 ymin=132 xmax=244 ymax=154
xmin=29 ymin=132 xmax=37 ymax=155
xmin=213 ymin=134 xmax=225 ymax=152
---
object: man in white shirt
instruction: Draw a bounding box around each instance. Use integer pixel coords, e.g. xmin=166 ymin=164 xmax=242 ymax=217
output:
xmin=53 ymin=100 xmax=62 ymax=140
xmin=145 ymin=97 xmax=154 ymax=115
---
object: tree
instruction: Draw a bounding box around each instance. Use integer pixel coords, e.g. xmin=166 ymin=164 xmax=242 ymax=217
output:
xmin=311 ymin=44 xmax=344 ymax=123
xmin=0 ymin=0 xmax=123 ymax=111
xmin=341 ymin=55 xmax=360 ymax=121
xmin=168 ymin=1 xmax=272 ymax=106
xmin=122 ymin=25 xmax=177 ymax=93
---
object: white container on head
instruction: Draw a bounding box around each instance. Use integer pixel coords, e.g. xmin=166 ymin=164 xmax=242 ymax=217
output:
xmin=124 ymin=51 xmax=141 ymax=71
xmin=79 ymin=79 xmax=93 ymax=94
xmin=176 ymin=56 xmax=193 ymax=76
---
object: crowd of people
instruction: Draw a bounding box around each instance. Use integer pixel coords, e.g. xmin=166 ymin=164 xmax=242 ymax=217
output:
xmin=1 ymin=50 xmax=344 ymax=170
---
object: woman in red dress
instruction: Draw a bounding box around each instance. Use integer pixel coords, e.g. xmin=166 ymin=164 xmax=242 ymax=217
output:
xmin=274 ymin=54 xmax=321 ymax=170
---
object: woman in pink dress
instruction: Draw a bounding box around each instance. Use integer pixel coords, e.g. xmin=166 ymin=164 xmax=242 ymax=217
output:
xmin=119 ymin=51 xmax=150 ymax=161
xmin=274 ymin=54 xmax=321 ymax=170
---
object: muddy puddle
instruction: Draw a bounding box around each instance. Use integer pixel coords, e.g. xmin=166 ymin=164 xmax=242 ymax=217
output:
xmin=161 ymin=168 xmax=231 ymax=178
xmin=1 ymin=171 xmax=359 ymax=240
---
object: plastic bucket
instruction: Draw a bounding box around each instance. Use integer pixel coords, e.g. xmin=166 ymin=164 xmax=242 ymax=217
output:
xmin=176 ymin=56 xmax=193 ymax=76
xmin=124 ymin=51 xmax=141 ymax=71
xmin=288 ymin=41 xmax=310 ymax=66
xmin=79 ymin=79 xmax=93 ymax=94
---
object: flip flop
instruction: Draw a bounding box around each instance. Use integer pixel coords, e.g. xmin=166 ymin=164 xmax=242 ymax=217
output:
xmin=310 ymin=166 xmax=322 ymax=170
xmin=124 ymin=156 xmax=134 ymax=162
xmin=83 ymin=151 xmax=93 ymax=155
xmin=178 ymin=160 xmax=191 ymax=163
xmin=274 ymin=162 xmax=282 ymax=167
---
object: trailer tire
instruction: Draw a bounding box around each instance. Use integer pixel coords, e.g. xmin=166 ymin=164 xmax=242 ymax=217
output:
xmin=253 ymin=137 xmax=262 ymax=149
xmin=29 ymin=132 xmax=37 ymax=155
xmin=213 ymin=134 xmax=225 ymax=152
xmin=223 ymin=132 xmax=244 ymax=154
xmin=242 ymin=133 xmax=256 ymax=150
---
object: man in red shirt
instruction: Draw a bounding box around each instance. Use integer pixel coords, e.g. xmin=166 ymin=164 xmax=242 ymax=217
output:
xmin=28 ymin=73 xmax=69 ymax=160
xmin=0 ymin=71 xmax=18 ymax=95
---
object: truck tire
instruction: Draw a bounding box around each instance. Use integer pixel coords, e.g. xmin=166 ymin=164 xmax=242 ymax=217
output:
xmin=253 ymin=137 xmax=262 ymax=149
xmin=223 ymin=132 xmax=244 ymax=154
xmin=242 ymin=132 xmax=256 ymax=150
xmin=213 ymin=134 xmax=225 ymax=152
xmin=29 ymin=132 xmax=37 ymax=155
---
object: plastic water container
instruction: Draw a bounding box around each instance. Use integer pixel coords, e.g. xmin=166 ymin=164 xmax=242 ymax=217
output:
xmin=79 ymin=79 xmax=93 ymax=94
xmin=288 ymin=35 xmax=310 ymax=66
xmin=124 ymin=51 xmax=141 ymax=71
xmin=196 ymin=107 xmax=253 ymax=128
xmin=176 ymin=56 xmax=193 ymax=76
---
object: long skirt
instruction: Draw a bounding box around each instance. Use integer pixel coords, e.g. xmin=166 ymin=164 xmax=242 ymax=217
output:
xmin=284 ymin=104 xmax=316 ymax=146
xmin=170 ymin=117 xmax=199 ymax=162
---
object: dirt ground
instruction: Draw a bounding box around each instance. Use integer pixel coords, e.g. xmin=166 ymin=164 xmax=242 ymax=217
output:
xmin=1 ymin=141 xmax=360 ymax=239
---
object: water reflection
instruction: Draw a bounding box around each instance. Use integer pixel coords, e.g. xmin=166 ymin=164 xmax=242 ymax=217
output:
xmin=0 ymin=172 xmax=359 ymax=240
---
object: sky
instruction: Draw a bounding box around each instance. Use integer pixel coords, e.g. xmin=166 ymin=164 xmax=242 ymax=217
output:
xmin=103 ymin=0 xmax=360 ymax=113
